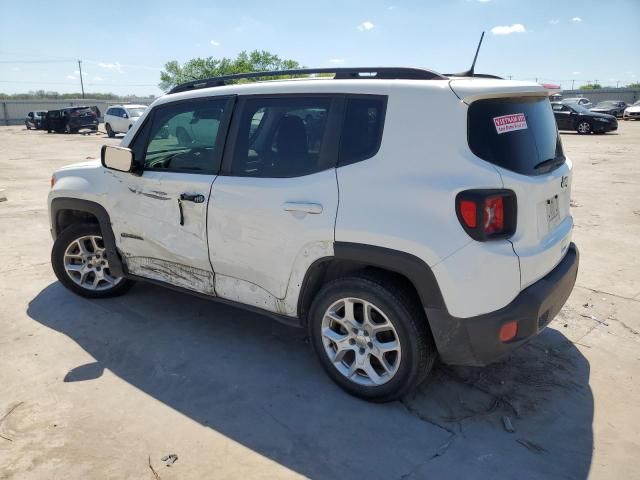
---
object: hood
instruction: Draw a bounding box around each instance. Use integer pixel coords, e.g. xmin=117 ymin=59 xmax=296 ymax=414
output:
xmin=56 ymin=158 xmax=101 ymax=172
xmin=626 ymin=105 xmax=640 ymax=113
xmin=584 ymin=111 xmax=617 ymax=120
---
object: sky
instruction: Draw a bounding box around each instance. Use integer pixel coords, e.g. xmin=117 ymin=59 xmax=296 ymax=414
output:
xmin=1 ymin=0 xmax=639 ymax=96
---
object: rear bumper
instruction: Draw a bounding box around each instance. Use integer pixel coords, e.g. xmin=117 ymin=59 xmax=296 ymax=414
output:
xmin=426 ymin=242 xmax=579 ymax=366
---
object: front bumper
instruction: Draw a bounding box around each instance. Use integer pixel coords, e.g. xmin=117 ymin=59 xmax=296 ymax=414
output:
xmin=592 ymin=121 xmax=617 ymax=132
xmin=426 ymin=243 xmax=579 ymax=366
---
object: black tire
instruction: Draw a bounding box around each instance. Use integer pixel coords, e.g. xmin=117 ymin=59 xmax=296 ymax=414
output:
xmin=576 ymin=120 xmax=591 ymax=134
xmin=51 ymin=223 xmax=133 ymax=299
xmin=64 ymin=123 xmax=72 ymax=134
xmin=106 ymin=123 xmax=115 ymax=138
xmin=25 ymin=122 xmax=31 ymax=130
xmin=308 ymin=274 xmax=436 ymax=402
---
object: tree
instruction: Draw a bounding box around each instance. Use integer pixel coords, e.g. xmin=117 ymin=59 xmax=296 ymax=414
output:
xmin=580 ymin=83 xmax=602 ymax=90
xmin=626 ymin=83 xmax=640 ymax=89
xmin=159 ymin=50 xmax=302 ymax=91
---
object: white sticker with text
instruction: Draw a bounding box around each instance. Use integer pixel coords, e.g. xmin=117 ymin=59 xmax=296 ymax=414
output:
xmin=493 ymin=113 xmax=528 ymax=134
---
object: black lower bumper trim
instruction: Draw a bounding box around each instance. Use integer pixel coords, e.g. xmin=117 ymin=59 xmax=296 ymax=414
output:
xmin=427 ymin=243 xmax=579 ymax=366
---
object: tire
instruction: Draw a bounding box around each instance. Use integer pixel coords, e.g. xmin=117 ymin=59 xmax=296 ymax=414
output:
xmin=577 ymin=121 xmax=591 ymax=134
xmin=25 ymin=122 xmax=31 ymax=130
xmin=51 ymin=223 xmax=133 ymax=299
xmin=64 ymin=123 xmax=72 ymax=134
xmin=106 ymin=123 xmax=115 ymax=138
xmin=308 ymin=274 xmax=437 ymax=402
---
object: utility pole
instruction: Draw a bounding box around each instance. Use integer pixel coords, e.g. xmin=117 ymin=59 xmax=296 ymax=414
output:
xmin=78 ymin=60 xmax=85 ymax=99
xmin=571 ymin=79 xmax=575 ymax=90
xmin=508 ymin=75 xmax=512 ymax=80
xmin=617 ymin=81 xmax=620 ymax=88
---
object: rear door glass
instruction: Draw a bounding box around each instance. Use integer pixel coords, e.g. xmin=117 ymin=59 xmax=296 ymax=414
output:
xmin=468 ymin=97 xmax=563 ymax=176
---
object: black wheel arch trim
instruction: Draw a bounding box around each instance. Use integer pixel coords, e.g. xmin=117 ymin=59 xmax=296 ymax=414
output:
xmin=50 ymin=197 xmax=124 ymax=277
xmin=332 ymin=242 xmax=447 ymax=311
xmin=296 ymin=241 xmax=448 ymax=321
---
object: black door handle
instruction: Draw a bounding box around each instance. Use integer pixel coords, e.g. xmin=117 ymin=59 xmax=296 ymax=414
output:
xmin=180 ymin=193 xmax=205 ymax=203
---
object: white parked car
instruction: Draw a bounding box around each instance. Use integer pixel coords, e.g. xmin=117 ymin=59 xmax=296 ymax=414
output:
xmin=623 ymin=100 xmax=640 ymax=120
xmin=563 ymin=97 xmax=593 ymax=109
xmin=48 ymin=68 xmax=579 ymax=402
xmin=104 ymin=104 xmax=148 ymax=137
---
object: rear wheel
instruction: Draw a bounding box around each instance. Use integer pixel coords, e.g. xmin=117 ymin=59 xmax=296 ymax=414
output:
xmin=577 ymin=121 xmax=591 ymax=134
xmin=51 ymin=223 xmax=133 ymax=298
xmin=106 ymin=123 xmax=115 ymax=138
xmin=308 ymin=275 xmax=436 ymax=402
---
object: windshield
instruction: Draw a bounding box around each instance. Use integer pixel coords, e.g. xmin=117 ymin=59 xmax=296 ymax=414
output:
xmin=594 ymin=101 xmax=615 ymax=108
xmin=569 ymin=104 xmax=591 ymax=113
xmin=126 ymin=107 xmax=146 ymax=117
xmin=468 ymin=97 xmax=564 ymax=176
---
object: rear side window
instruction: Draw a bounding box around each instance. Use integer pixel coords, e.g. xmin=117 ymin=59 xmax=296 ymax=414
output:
xmin=468 ymin=97 xmax=564 ymax=176
xmin=229 ymin=97 xmax=331 ymax=178
xmin=339 ymin=96 xmax=386 ymax=166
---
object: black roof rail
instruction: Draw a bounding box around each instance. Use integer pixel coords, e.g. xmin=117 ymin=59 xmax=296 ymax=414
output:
xmin=168 ymin=67 xmax=447 ymax=94
xmin=444 ymin=73 xmax=504 ymax=79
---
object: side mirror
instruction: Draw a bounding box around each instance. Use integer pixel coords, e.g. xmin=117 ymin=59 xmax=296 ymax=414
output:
xmin=101 ymin=145 xmax=134 ymax=173
xmin=123 ymin=113 xmax=129 ymax=119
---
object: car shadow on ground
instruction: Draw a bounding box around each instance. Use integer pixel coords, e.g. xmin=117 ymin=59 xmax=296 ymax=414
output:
xmin=27 ymin=282 xmax=594 ymax=479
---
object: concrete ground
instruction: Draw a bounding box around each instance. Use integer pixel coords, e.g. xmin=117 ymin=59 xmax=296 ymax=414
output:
xmin=0 ymin=122 xmax=639 ymax=479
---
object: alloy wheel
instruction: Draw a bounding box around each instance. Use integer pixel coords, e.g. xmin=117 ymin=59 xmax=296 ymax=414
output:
xmin=321 ymin=297 xmax=402 ymax=386
xmin=63 ymin=235 xmax=122 ymax=291
xmin=577 ymin=121 xmax=591 ymax=134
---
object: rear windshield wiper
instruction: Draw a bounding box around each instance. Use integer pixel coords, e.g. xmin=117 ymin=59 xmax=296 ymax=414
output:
xmin=534 ymin=157 xmax=564 ymax=171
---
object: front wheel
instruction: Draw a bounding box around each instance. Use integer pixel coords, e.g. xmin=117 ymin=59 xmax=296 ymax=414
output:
xmin=106 ymin=123 xmax=115 ymax=138
xmin=308 ymin=275 xmax=436 ymax=402
xmin=577 ymin=121 xmax=591 ymax=134
xmin=51 ymin=223 xmax=133 ymax=298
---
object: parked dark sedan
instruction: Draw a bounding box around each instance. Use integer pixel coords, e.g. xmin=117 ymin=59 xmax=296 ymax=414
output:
xmin=590 ymin=100 xmax=628 ymax=118
xmin=551 ymin=102 xmax=618 ymax=134
xmin=43 ymin=107 xmax=99 ymax=133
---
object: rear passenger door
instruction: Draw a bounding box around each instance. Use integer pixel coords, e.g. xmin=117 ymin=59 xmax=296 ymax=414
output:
xmin=208 ymin=95 xmax=342 ymax=314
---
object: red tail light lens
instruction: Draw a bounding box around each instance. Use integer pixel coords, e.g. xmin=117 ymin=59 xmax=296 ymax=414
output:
xmin=456 ymin=189 xmax=516 ymax=241
xmin=459 ymin=200 xmax=477 ymax=228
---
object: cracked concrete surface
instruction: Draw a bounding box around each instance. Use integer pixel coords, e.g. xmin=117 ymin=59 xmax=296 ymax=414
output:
xmin=1 ymin=123 xmax=639 ymax=479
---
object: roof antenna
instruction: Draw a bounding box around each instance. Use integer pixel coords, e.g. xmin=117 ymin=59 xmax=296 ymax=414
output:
xmin=452 ymin=31 xmax=485 ymax=77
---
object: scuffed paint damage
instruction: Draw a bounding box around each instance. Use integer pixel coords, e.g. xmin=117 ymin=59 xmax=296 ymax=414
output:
xmin=214 ymin=241 xmax=334 ymax=317
xmin=126 ymin=256 xmax=215 ymax=295
xmin=127 ymin=186 xmax=170 ymax=201
xmin=214 ymin=275 xmax=289 ymax=315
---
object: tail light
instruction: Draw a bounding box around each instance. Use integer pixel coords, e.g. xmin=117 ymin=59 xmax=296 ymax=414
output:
xmin=455 ymin=189 xmax=516 ymax=241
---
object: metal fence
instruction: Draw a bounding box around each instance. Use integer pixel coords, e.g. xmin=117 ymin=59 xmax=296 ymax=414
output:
xmin=559 ymin=88 xmax=640 ymax=105
xmin=1 ymin=98 xmax=155 ymax=126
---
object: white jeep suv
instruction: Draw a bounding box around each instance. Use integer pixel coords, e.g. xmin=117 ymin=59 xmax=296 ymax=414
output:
xmin=48 ymin=68 xmax=579 ymax=402
xmin=104 ymin=104 xmax=147 ymax=138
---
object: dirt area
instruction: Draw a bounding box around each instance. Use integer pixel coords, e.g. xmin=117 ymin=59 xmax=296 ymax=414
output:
xmin=0 ymin=123 xmax=639 ymax=479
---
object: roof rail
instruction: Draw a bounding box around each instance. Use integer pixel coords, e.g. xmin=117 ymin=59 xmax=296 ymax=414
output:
xmin=168 ymin=67 xmax=447 ymax=94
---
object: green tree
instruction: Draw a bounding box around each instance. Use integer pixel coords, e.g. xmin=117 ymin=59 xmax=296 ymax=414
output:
xmin=626 ymin=82 xmax=640 ymax=88
xmin=580 ymin=83 xmax=602 ymax=90
xmin=159 ymin=50 xmax=302 ymax=91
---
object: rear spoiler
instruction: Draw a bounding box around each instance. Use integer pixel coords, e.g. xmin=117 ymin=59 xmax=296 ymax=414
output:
xmin=449 ymin=79 xmax=548 ymax=104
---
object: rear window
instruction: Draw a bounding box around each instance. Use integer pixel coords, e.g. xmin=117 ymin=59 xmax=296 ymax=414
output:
xmin=468 ymin=97 xmax=563 ymax=176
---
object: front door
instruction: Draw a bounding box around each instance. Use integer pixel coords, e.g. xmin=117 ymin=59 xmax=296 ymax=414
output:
xmin=209 ymin=95 xmax=341 ymax=314
xmin=108 ymin=96 xmax=233 ymax=294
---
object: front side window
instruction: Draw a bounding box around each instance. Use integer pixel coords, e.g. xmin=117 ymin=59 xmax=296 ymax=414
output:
xmin=229 ymin=97 xmax=331 ymax=178
xmin=339 ymin=96 xmax=386 ymax=166
xmin=141 ymin=99 xmax=227 ymax=174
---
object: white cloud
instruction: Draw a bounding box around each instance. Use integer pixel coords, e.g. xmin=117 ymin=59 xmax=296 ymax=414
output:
xmin=549 ymin=19 xmax=560 ymax=25
xmin=571 ymin=17 xmax=582 ymax=22
xmin=572 ymin=71 xmax=581 ymax=75
xmin=98 ymin=62 xmax=123 ymax=73
xmin=329 ymin=58 xmax=345 ymax=64
xmin=357 ymin=21 xmax=375 ymax=31
xmin=490 ymin=24 xmax=526 ymax=35
xmin=92 ymin=76 xmax=104 ymax=81
xmin=73 ymin=70 xmax=80 ymax=75
xmin=477 ymin=0 xmax=492 ymax=2
xmin=66 ymin=75 xmax=77 ymax=80
xmin=210 ymin=40 xmax=221 ymax=46
xmin=387 ymin=5 xmax=396 ymax=10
